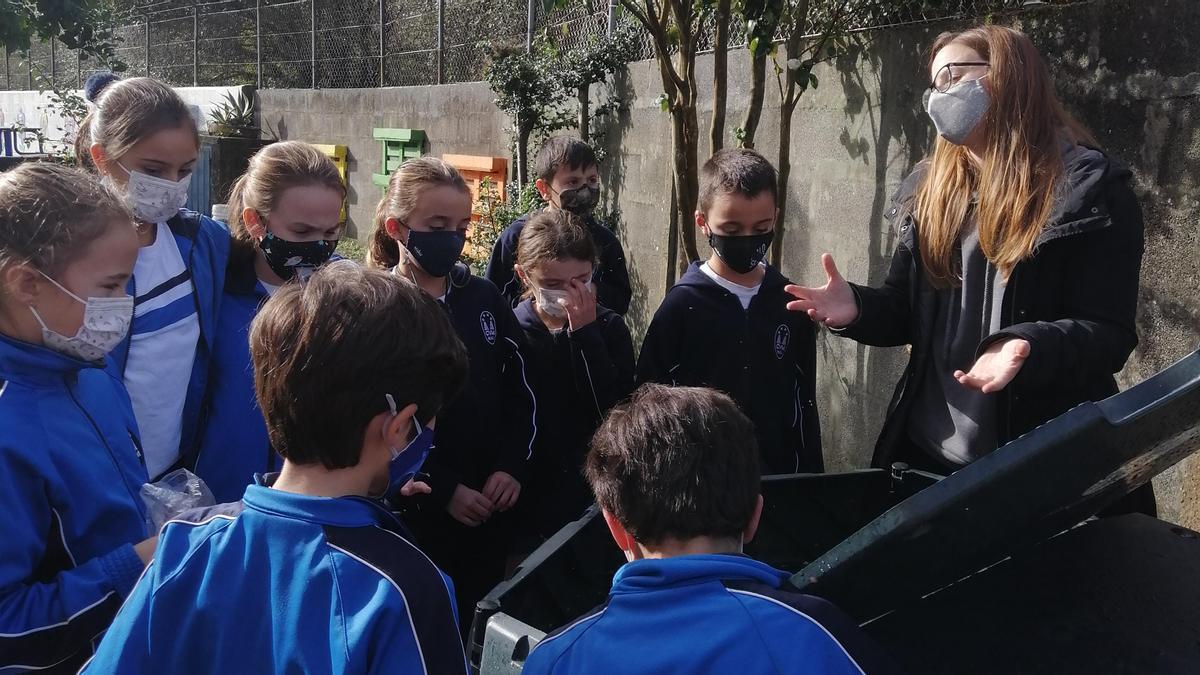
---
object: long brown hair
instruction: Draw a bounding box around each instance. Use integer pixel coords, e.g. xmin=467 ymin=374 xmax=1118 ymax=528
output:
xmin=366 ymin=157 xmax=470 ymax=269
xmin=226 ymin=141 xmax=346 ymax=241
xmin=75 ymin=77 xmax=198 ymax=171
xmin=915 ymin=25 xmax=1096 ymax=286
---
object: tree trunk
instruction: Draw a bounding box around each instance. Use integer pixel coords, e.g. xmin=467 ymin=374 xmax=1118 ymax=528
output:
xmin=741 ymin=46 xmax=768 ymax=149
xmin=772 ymin=96 xmax=797 ymax=266
xmin=516 ymin=119 xmax=534 ymax=186
xmin=578 ymin=84 xmax=590 ymax=143
xmin=709 ymin=0 xmax=730 ymax=154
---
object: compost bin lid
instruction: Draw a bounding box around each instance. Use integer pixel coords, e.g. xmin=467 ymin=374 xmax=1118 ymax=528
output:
xmin=792 ymin=348 xmax=1200 ymax=621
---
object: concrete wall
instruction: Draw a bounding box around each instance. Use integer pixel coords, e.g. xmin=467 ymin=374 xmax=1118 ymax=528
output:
xmin=243 ymin=0 xmax=1198 ymax=523
xmin=257 ymin=84 xmax=511 ymax=240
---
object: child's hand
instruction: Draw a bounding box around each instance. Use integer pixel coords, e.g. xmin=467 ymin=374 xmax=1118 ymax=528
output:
xmin=448 ymin=484 xmax=494 ymax=527
xmin=398 ymin=479 xmax=432 ymax=497
xmin=482 ymin=471 xmax=522 ymax=511
xmin=563 ymin=279 xmax=598 ymax=332
xmin=784 ymin=253 xmax=858 ymax=328
xmin=134 ymin=535 xmax=159 ymax=565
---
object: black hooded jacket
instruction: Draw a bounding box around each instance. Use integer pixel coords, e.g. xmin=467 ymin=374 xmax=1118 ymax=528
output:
xmin=839 ymin=147 xmax=1144 ymax=469
xmin=637 ymin=262 xmax=823 ymax=474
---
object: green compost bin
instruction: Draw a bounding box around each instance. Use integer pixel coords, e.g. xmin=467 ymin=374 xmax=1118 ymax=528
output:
xmin=470 ymin=348 xmax=1200 ymax=675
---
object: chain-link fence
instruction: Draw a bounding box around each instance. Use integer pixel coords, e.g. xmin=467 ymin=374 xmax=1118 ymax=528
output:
xmin=3 ymin=0 xmax=1086 ymax=92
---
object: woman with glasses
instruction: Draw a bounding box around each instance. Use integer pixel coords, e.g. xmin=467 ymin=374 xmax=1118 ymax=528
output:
xmin=785 ymin=25 xmax=1151 ymax=513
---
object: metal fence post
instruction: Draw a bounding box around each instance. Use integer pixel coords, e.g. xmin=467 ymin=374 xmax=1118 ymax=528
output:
xmin=145 ymin=19 xmax=150 ymax=76
xmin=436 ymin=0 xmax=444 ymax=85
xmin=607 ymin=0 xmax=616 ymax=35
xmin=256 ymin=0 xmax=263 ymax=88
xmin=193 ymin=6 xmax=199 ymax=86
xmin=50 ymin=39 xmax=56 ymax=85
xmin=76 ymin=49 xmax=82 ymax=88
xmin=310 ymin=0 xmax=317 ymax=88
xmin=526 ymin=0 xmax=535 ymax=53
xmin=379 ymin=0 xmax=385 ymax=86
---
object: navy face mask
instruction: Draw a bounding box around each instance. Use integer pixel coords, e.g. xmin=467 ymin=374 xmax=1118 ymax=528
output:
xmin=403 ymin=228 xmax=466 ymax=278
xmin=707 ymin=230 xmax=774 ymax=274
xmin=259 ymin=232 xmax=338 ymax=281
xmin=384 ymin=394 xmax=435 ymax=497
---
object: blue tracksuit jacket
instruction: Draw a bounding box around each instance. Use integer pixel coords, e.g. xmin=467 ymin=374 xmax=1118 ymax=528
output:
xmin=0 ymin=334 xmax=150 ymax=672
xmin=485 ymin=210 xmax=632 ymax=315
xmin=637 ymin=262 xmax=823 ymax=474
xmin=106 ymin=209 xmax=230 ymax=471
xmin=523 ymin=554 xmax=891 ymax=675
xmin=82 ymin=482 xmax=468 ymax=674
xmin=192 ymin=247 xmax=274 ymax=503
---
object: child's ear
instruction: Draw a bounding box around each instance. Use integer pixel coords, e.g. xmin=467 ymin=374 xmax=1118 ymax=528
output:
xmin=743 ymin=494 xmax=764 ymax=545
xmin=534 ymin=178 xmax=552 ymax=203
xmin=242 ymin=208 xmax=266 ymax=240
xmin=384 ymin=217 xmax=403 ymax=240
xmin=514 ymin=264 xmax=529 ymax=287
xmin=601 ymin=509 xmax=636 ymax=556
xmin=2 ymin=264 xmax=43 ymax=306
xmin=90 ymin=144 xmax=114 ymax=178
xmin=383 ymin=402 xmax=419 ymax=448
xmin=694 ymin=211 xmax=707 ymax=232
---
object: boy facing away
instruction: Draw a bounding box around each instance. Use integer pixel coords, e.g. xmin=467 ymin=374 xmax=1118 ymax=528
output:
xmin=485 ymin=136 xmax=632 ymax=315
xmin=83 ymin=262 xmax=472 ymax=674
xmin=637 ymin=148 xmax=823 ymax=474
xmin=523 ymin=384 xmax=890 ymax=674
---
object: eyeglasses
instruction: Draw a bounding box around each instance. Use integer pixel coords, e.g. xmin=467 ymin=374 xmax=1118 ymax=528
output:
xmin=929 ymin=61 xmax=990 ymax=94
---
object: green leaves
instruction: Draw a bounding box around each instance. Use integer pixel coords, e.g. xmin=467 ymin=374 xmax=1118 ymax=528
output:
xmin=3 ymin=0 xmax=126 ymax=68
xmin=656 ymin=93 xmax=671 ymax=112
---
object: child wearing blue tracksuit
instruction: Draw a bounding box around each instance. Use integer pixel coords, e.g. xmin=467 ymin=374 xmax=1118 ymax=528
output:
xmin=485 ymin=136 xmax=631 ymax=315
xmin=78 ymin=75 xmax=231 ymax=480
xmin=368 ymin=157 xmax=538 ymax=632
xmin=511 ymin=210 xmax=635 ymax=541
xmin=0 ymin=164 xmax=154 ymax=671
xmin=193 ymin=141 xmax=347 ymax=502
xmin=523 ymin=384 xmax=891 ymax=674
xmin=637 ymin=148 xmax=823 ymax=475
xmin=83 ymin=262 xmax=472 ymax=673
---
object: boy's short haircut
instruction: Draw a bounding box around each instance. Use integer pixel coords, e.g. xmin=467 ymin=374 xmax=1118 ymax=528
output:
xmin=586 ymin=384 xmax=760 ymax=546
xmin=250 ymin=261 xmax=469 ymax=469
xmin=534 ymin=136 xmax=599 ymax=185
xmin=698 ymin=148 xmax=778 ymax=212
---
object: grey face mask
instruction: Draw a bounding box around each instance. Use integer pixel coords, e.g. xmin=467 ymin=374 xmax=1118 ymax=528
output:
xmin=925 ymin=77 xmax=990 ymax=145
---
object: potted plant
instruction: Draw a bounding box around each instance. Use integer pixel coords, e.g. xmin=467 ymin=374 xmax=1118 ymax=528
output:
xmin=200 ymin=86 xmax=266 ymax=211
xmin=207 ymin=89 xmax=259 ymax=138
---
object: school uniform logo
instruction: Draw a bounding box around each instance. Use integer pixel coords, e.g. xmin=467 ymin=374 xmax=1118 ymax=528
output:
xmin=480 ymin=311 xmax=498 ymax=345
xmin=774 ymin=325 xmax=790 ymax=360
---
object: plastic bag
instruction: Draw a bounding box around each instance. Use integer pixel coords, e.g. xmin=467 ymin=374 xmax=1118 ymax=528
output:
xmin=140 ymin=469 xmax=216 ymax=532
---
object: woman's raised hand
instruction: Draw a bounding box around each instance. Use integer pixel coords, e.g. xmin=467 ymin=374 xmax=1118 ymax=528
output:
xmin=785 ymin=253 xmax=859 ymax=328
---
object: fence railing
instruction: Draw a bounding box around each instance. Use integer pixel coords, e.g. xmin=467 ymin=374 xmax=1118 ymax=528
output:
xmin=1 ymin=0 xmax=1084 ymax=92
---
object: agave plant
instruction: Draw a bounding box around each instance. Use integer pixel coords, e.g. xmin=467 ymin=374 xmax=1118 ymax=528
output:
xmin=208 ymin=90 xmax=257 ymax=137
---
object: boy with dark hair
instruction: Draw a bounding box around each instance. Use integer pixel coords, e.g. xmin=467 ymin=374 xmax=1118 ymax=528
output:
xmin=523 ymin=384 xmax=887 ymax=674
xmin=83 ymin=262 xmax=472 ymax=674
xmin=637 ymin=148 xmax=823 ymax=474
xmin=485 ymin=135 xmax=632 ymax=314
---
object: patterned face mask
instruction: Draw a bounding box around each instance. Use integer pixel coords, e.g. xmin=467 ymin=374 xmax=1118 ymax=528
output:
xmin=29 ymin=271 xmax=133 ymax=362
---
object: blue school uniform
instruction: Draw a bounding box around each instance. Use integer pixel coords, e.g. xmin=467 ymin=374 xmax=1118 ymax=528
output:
xmin=0 ymin=334 xmax=149 ymax=672
xmin=485 ymin=211 xmax=632 ymax=315
xmin=81 ymin=481 xmax=468 ymax=674
xmin=401 ymin=263 xmax=537 ymax=630
xmin=106 ymin=210 xmax=230 ymax=477
xmin=513 ymin=298 xmax=634 ymax=538
xmin=192 ymin=247 xmax=274 ymax=503
xmin=637 ymin=262 xmax=823 ymax=474
xmin=524 ymin=554 xmax=892 ymax=675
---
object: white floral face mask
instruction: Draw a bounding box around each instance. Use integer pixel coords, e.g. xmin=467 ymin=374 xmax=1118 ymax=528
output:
xmin=118 ymin=162 xmax=191 ymax=224
xmin=29 ymin=272 xmax=133 ymax=362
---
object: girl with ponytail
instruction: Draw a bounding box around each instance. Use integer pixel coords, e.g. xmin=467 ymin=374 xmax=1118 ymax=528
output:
xmin=194 ymin=141 xmax=346 ymax=502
